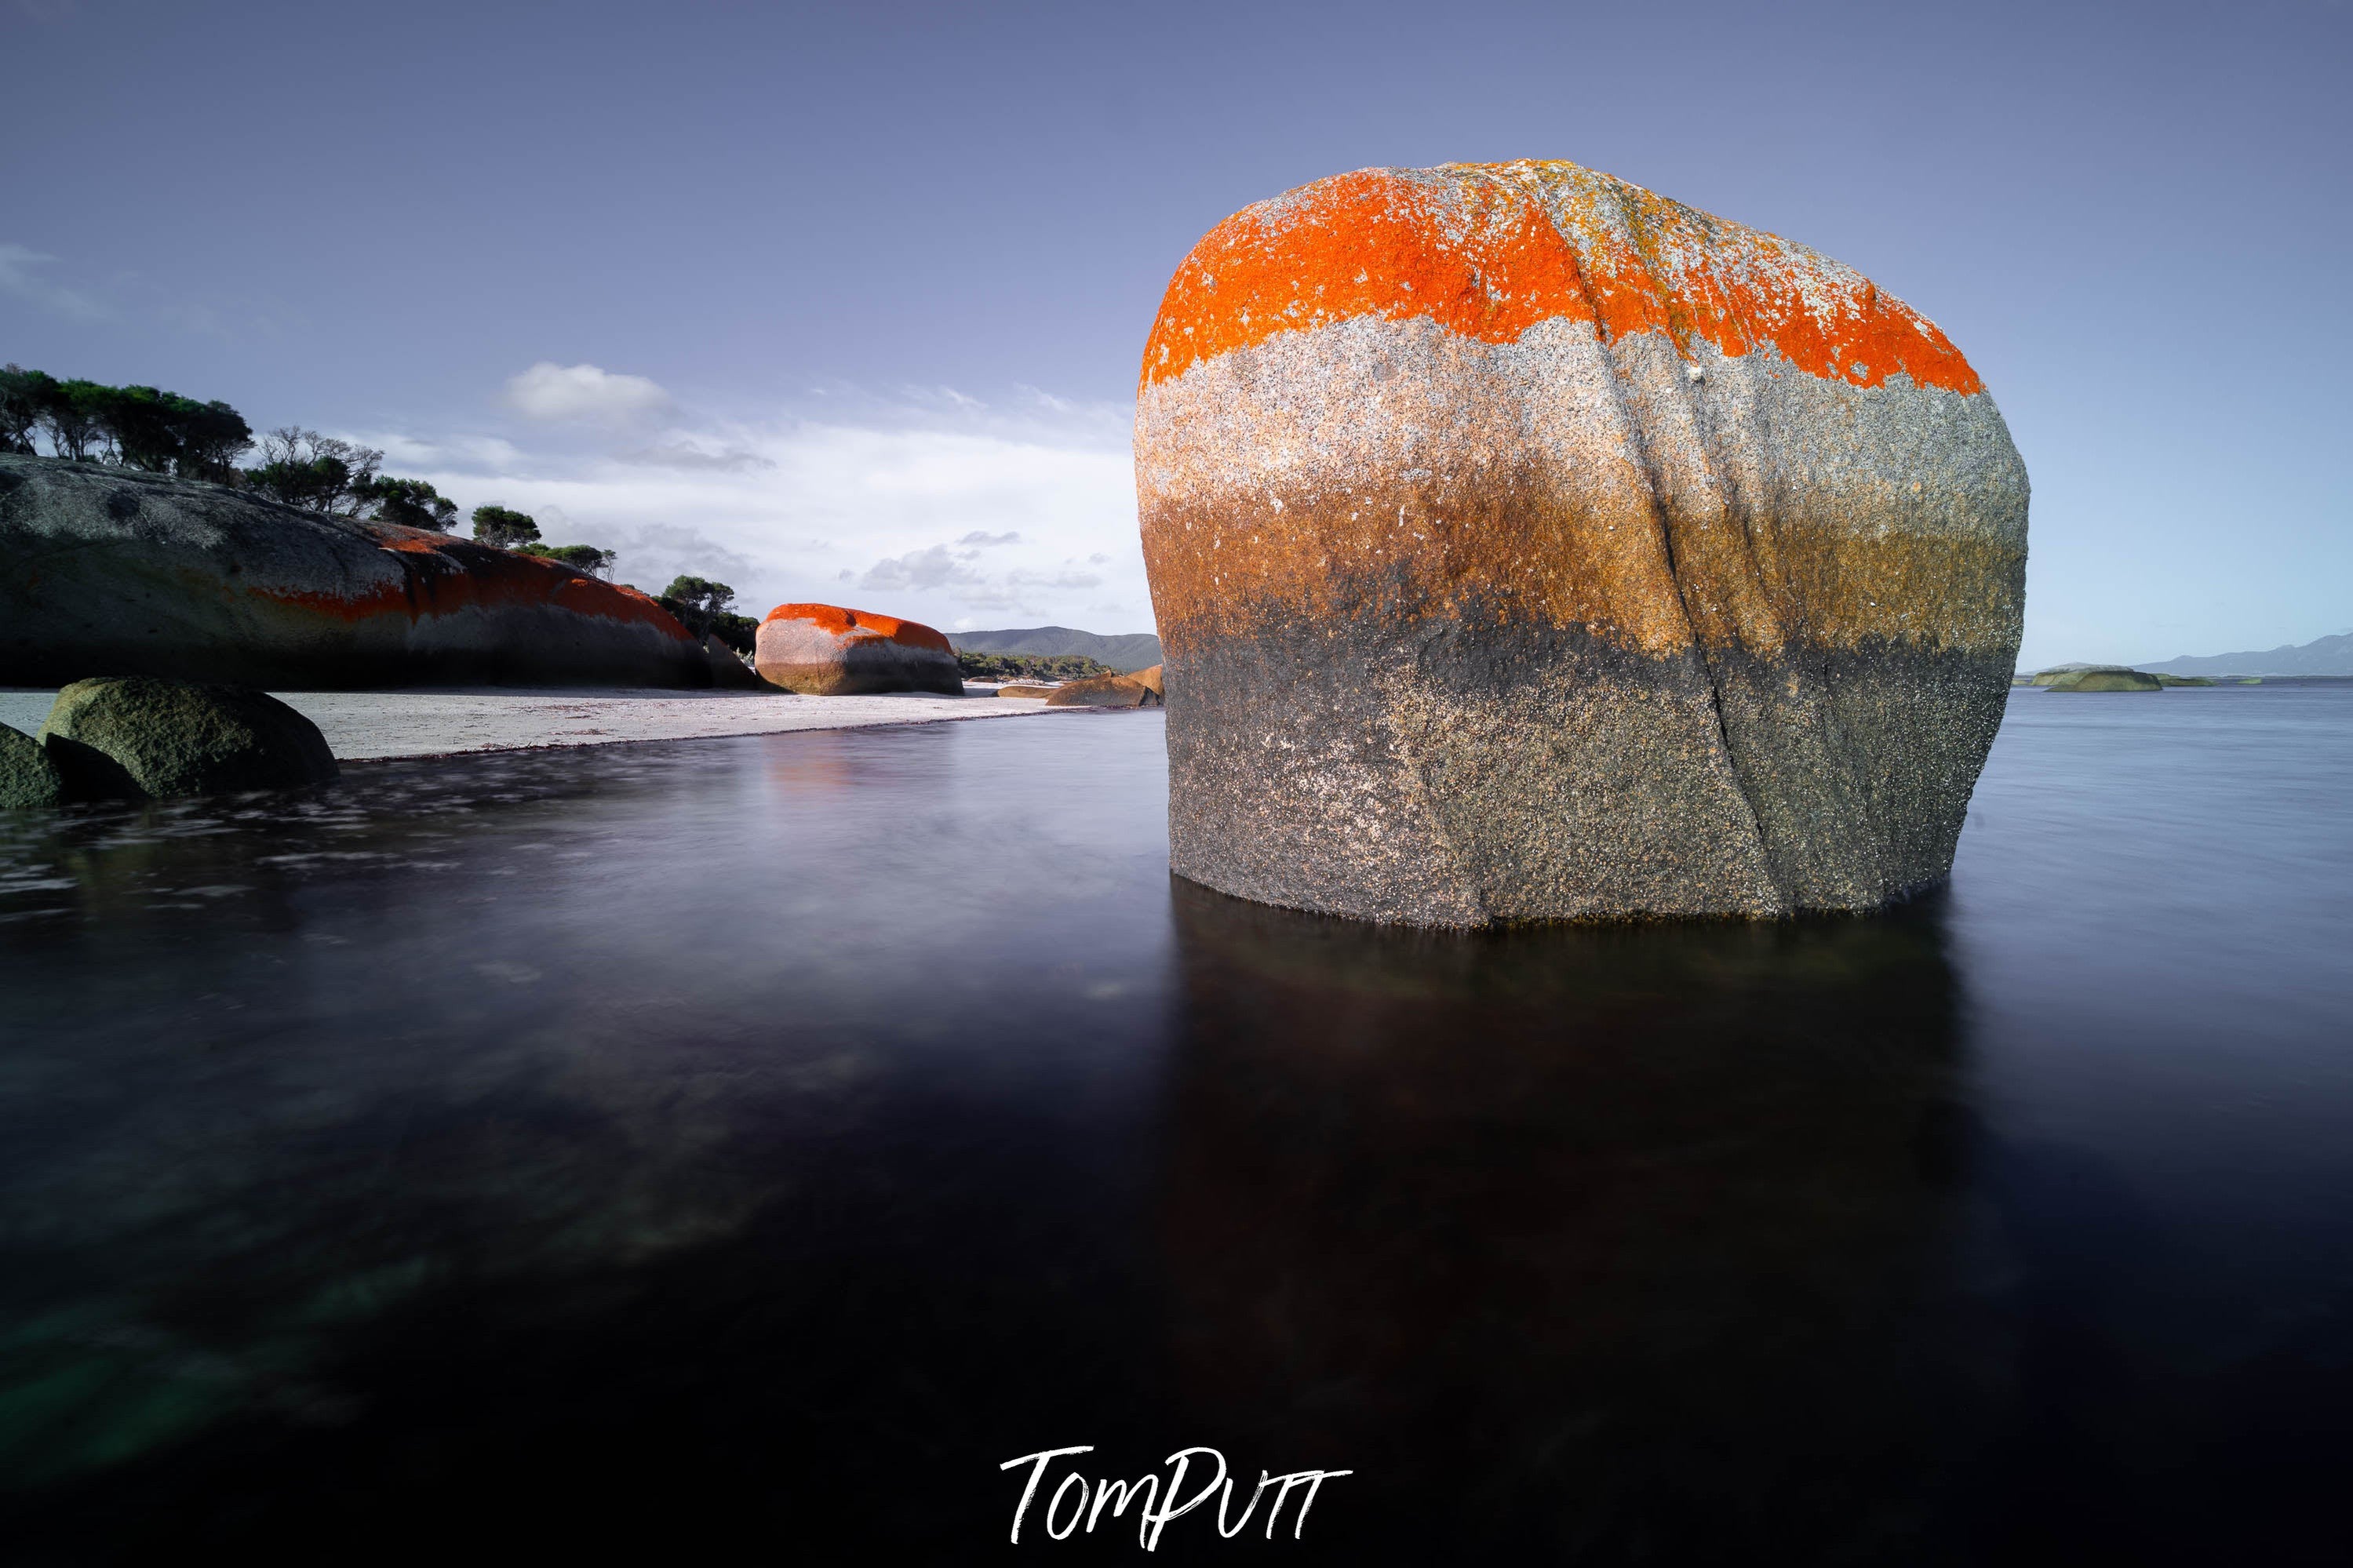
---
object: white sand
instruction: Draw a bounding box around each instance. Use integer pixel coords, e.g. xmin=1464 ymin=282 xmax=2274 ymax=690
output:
xmin=0 ymin=686 xmax=1058 ymax=762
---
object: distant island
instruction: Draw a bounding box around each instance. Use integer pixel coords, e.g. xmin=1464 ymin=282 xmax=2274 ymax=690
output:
xmin=2139 ymin=631 xmax=2353 ymax=678
xmin=948 ymin=626 xmax=1162 ymax=673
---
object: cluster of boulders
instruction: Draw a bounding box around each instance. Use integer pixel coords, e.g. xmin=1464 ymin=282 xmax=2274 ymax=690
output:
xmin=0 ymin=453 xmax=744 ymax=689
xmin=1 ymin=676 xmax=337 ymax=808
xmin=1136 ymin=158 xmax=2030 ymax=925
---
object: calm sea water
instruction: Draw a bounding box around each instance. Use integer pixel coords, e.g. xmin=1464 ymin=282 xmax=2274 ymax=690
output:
xmin=2 ymin=690 xmax=2348 ymax=1563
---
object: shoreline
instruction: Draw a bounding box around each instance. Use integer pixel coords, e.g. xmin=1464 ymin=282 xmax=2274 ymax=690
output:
xmin=0 ymin=686 xmax=1059 ymax=763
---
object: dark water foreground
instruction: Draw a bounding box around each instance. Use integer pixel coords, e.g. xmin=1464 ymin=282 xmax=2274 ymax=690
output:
xmin=2 ymin=692 xmax=2349 ymax=1564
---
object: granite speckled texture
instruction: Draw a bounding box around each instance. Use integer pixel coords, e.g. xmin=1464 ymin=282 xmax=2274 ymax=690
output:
xmin=1136 ymin=160 xmax=2028 ymax=924
xmin=0 ymin=722 xmax=65 ymax=809
xmin=0 ymin=454 xmax=710 ymax=689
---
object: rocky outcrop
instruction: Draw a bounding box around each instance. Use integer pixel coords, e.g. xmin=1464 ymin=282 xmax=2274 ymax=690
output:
xmin=2046 ymin=668 xmax=2161 ymax=692
xmin=1137 ymin=160 xmax=2028 ymax=925
xmin=1044 ymin=668 xmax=1164 ymax=708
xmin=39 ymin=677 xmax=339 ymax=799
xmin=0 ymin=724 xmax=66 ymax=809
xmin=996 ymin=684 xmax=1058 ymax=700
xmin=0 ymin=453 xmax=710 ymax=688
xmin=701 ymin=635 xmax=771 ymax=690
xmin=752 ymin=604 xmax=963 ymax=696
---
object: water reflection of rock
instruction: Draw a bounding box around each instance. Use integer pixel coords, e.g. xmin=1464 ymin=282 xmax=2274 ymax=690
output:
xmin=1159 ymin=880 xmax=1999 ymax=1561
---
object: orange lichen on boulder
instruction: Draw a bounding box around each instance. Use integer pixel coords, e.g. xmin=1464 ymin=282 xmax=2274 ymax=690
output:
xmin=754 ymin=603 xmax=963 ymax=696
xmin=759 ymin=602 xmax=953 ymax=654
xmin=1142 ymin=161 xmax=1981 ymax=396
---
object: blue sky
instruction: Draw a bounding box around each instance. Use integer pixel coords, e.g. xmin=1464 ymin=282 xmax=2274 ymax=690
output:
xmin=4 ymin=0 xmax=2346 ymax=664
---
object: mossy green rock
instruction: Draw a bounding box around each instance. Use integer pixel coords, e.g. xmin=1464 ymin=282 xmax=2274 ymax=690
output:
xmin=38 ymin=677 xmax=339 ymax=799
xmin=2046 ymin=668 xmax=2162 ymax=693
xmin=0 ymin=723 xmax=66 ymax=808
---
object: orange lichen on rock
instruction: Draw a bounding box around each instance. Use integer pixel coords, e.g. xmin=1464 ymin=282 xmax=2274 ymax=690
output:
xmin=0 ymin=454 xmax=715 ymax=688
xmin=761 ymin=602 xmax=954 ymax=654
xmin=1142 ymin=161 xmax=1981 ymax=396
xmin=251 ymin=530 xmax=695 ymax=638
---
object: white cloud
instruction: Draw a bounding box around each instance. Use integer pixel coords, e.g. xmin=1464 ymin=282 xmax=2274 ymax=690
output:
xmin=0 ymin=242 xmax=112 ymax=321
xmin=360 ymin=384 xmax=1150 ymax=634
xmin=504 ymin=362 xmax=675 ymax=424
xmin=858 ymin=544 xmax=987 ymax=593
xmin=615 ymin=442 xmax=774 ymax=471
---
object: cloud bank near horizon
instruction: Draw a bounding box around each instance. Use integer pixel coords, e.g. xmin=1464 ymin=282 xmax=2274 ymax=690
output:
xmin=359 ymin=368 xmax=1149 ymax=635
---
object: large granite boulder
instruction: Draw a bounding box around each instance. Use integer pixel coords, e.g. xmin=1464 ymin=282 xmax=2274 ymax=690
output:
xmin=1137 ymin=160 xmax=2028 ymax=925
xmin=753 ymin=604 xmax=963 ymax=696
xmin=0 ymin=724 xmax=66 ymax=809
xmin=39 ymin=677 xmax=339 ymax=799
xmin=0 ymin=454 xmax=709 ymax=688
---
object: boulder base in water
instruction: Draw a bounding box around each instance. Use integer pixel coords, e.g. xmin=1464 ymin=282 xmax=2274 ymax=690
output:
xmin=1136 ymin=160 xmax=2029 ymax=925
xmin=0 ymin=454 xmax=709 ymax=688
xmin=752 ymin=604 xmax=962 ymax=696
xmin=0 ymin=725 xmax=66 ymax=809
xmin=39 ymin=677 xmax=338 ymax=799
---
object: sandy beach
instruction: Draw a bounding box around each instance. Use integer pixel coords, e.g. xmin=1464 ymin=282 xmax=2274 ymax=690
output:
xmin=0 ymin=686 xmax=1056 ymax=762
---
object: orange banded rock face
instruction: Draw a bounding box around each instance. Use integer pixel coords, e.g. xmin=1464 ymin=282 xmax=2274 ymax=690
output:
xmin=0 ymin=455 xmax=708 ymax=688
xmin=1137 ymin=160 xmax=2028 ymax=924
xmin=753 ymin=603 xmax=963 ymax=696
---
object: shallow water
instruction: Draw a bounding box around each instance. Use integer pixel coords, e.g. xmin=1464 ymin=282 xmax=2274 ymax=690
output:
xmin=2 ymin=691 xmax=2348 ymax=1563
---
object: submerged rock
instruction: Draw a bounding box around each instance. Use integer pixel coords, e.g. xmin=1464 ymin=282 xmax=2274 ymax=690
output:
xmin=0 ymin=724 xmax=66 ymax=809
xmin=752 ymin=604 xmax=963 ymax=696
xmin=38 ymin=676 xmax=339 ymax=799
xmin=2030 ymin=664 xmax=2114 ymax=686
xmin=2046 ymin=668 xmax=2162 ymax=692
xmin=0 ymin=453 xmax=709 ymax=688
xmin=1044 ymin=668 xmax=1164 ymax=708
xmin=1137 ymin=160 xmax=2028 ymax=925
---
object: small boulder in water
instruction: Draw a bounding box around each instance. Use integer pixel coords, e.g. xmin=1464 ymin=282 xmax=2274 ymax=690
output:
xmin=38 ymin=676 xmax=340 ymax=799
xmin=0 ymin=724 xmax=66 ymax=809
xmin=2045 ymin=668 xmax=2162 ymax=693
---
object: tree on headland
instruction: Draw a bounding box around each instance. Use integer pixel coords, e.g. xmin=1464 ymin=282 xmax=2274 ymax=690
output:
xmin=359 ymin=475 xmax=459 ymax=530
xmin=471 ymin=504 xmax=541 ymax=550
xmin=1 ymin=366 xmax=58 ymax=454
xmin=657 ymin=575 xmax=757 ymax=651
xmin=0 ymin=366 xmax=712 ymax=598
xmin=243 ymin=427 xmax=384 ymax=515
xmin=38 ymin=379 xmax=111 ymax=462
xmin=102 ymin=386 xmax=254 ymax=480
xmin=530 ymin=544 xmax=616 ymax=577
xmin=0 ymin=368 xmax=253 ymax=477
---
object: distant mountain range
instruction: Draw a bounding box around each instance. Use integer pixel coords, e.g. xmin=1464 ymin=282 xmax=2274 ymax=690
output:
xmin=2140 ymin=631 xmax=2353 ymax=677
xmin=946 ymin=626 xmax=1162 ymax=673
